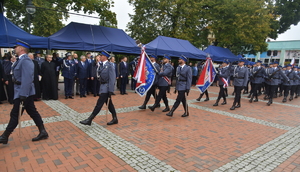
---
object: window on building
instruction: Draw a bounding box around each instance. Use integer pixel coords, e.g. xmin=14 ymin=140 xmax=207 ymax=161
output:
xmin=4 ymin=50 xmax=7 ymax=53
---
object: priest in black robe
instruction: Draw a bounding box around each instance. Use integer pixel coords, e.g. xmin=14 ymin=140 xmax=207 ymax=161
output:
xmin=0 ymin=61 xmax=8 ymax=104
xmin=41 ymin=55 xmax=58 ymax=100
xmin=29 ymin=53 xmax=41 ymax=100
xmin=2 ymin=55 xmax=15 ymax=104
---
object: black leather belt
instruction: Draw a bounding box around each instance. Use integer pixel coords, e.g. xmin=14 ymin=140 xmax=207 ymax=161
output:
xmin=271 ymin=78 xmax=280 ymax=79
xmin=179 ymin=80 xmax=187 ymax=82
xmin=100 ymin=82 xmax=108 ymax=84
xmin=235 ymin=77 xmax=244 ymax=79
xmin=13 ymin=81 xmax=21 ymax=85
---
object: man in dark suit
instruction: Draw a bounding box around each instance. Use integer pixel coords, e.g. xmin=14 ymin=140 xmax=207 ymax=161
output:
xmin=118 ymin=56 xmax=129 ymax=95
xmin=86 ymin=53 xmax=94 ymax=95
xmin=76 ymin=55 xmax=90 ymax=97
xmin=0 ymin=39 xmax=48 ymax=145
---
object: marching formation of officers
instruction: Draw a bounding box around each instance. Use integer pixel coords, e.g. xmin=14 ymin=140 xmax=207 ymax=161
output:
xmin=204 ymin=59 xmax=300 ymax=110
xmin=1 ymin=39 xmax=300 ymax=146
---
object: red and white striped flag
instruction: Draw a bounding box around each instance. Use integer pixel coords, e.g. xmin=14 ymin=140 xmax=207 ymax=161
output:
xmin=291 ymin=58 xmax=295 ymax=67
xmin=133 ymin=46 xmax=146 ymax=89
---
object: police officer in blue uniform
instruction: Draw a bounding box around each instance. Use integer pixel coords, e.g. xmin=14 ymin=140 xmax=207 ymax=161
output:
xmin=0 ymin=40 xmax=48 ymax=145
xmin=282 ymin=64 xmax=300 ymax=102
xmin=149 ymin=55 xmax=173 ymax=112
xmin=249 ymin=60 xmax=265 ymax=102
xmin=296 ymin=67 xmax=300 ymax=98
xmin=166 ymin=55 xmax=192 ymax=117
xmin=138 ymin=54 xmax=161 ymax=109
xmin=34 ymin=50 xmax=45 ymax=68
xmin=230 ymin=59 xmax=249 ymax=110
xmin=213 ymin=60 xmax=230 ymax=106
xmin=80 ymin=50 xmax=118 ymax=126
xmin=62 ymin=52 xmax=77 ymax=99
xmin=264 ymin=61 xmax=288 ymax=106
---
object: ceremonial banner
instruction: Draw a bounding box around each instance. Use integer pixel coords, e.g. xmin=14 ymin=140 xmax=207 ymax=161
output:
xmin=133 ymin=46 xmax=156 ymax=97
xmin=291 ymin=57 xmax=295 ymax=67
xmin=196 ymin=57 xmax=217 ymax=93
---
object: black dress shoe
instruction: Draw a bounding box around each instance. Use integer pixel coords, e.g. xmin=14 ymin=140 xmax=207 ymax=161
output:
xmin=111 ymin=93 xmax=116 ymax=95
xmin=282 ymin=97 xmax=287 ymax=102
xmin=124 ymin=93 xmax=128 ymax=95
xmin=289 ymin=97 xmax=293 ymax=101
xmin=235 ymin=104 xmax=241 ymax=108
xmin=230 ymin=106 xmax=235 ymax=110
xmin=254 ymin=99 xmax=258 ymax=102
xmin=76 ymin=93 xmax=80 ymax=95
xmin=65 ymin=96 xmax=68 ymax=99
xmin=249 ymin=98 xmax=253 ymax=103
xmin=94 ymin=94 xmax=97 ymax=97
xmin=69 ymin=96 xmax=74 ymax=99
xmin=181 ymin=112 xmax=189 ymax=117
xmin=295 ymin=95 xmax=298 ymax=98
xmin=204 ymin=98 xmax=209 ymax=102
xmin=107 ymin=119 xmax=118 ymax=125
xmin=80 ymin=95 xmax=83 ymax=98
xmin=221 ymin=101 xmax=227 ymax=105
xmin=166 ymin=111 xmax=174 ymax=117
xmin=162 ymin=106 xmax=170 ymax=112
xmin=213 ymin=102 xmax=218 ymax=106
xmin=225 ymin=94 xmax=228 ymax=97
xmin=156 ymin=104 xmax=161 ymax=108
xmin=83 ymin=95 xmax=86 ymax=97
xmin=138 ymin=104 xmax=146 ymax=109
xmin=148 ymin=105 xmax=156 ymax=112
xmin=196 ymin=98 xmax=201 ymax=101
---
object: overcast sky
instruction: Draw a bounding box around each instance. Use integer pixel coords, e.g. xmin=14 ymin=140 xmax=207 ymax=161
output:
xmin=65 ymin=0 xmax=300 ymax=42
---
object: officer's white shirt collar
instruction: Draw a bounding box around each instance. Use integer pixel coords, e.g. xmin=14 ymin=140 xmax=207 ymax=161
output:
xmin=102 ymin=60 xmax=108 ymax=66
xmin=18 ymin=53 xmax=26 ymax=60
xmin=179 ymin=64 xmax=186 ymax=68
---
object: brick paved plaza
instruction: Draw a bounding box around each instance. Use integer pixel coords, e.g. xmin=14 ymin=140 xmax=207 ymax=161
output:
xmin=1 ymin=84 xmax=300 ymax=172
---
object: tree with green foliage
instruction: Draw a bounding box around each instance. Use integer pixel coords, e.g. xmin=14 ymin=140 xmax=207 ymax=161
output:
xmin=127 ymin=0 xmax=300 ymax=54
xmin=2 ymin=0 xmax=117 ymax=37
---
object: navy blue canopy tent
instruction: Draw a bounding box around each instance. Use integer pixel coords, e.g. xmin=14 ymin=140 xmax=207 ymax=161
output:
xmin=145 ymin=36 xmax=206 ymax=60
xmin=0 ymin=13 xmax=48 ymax=49
xmin=204 ymin=45 xmax=239 ymax=62
xmin=48 ymin=22 xmax=140 ymax=54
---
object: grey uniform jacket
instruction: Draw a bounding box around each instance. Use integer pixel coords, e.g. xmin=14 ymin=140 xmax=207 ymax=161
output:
xmin=265 ymin=67 xmax=288 ymax=86
xmin=12 ymin=54 xmax=35 ymax=100
xmin=98 ymin=61 xmax=116 ymax=94
xmin=250 ymin=66 xmax=266 ymax=84
xmin=175 ymin=65 xmax=192 ymax=91
xmin=282 ymin=70 xmax=300 ymax=86
xmin=158 ymin=63 xmax=173 ymax=87
xmin=233 ymin=66 xmax=249 ymax=87
xmin=218 ymin=66 xmax=230 ymax=85
xmin=153 ymin=62 xmax=161 ymax=85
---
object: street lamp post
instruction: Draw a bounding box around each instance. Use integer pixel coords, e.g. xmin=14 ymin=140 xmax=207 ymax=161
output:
xmin=26 ymin=0 xmax=36 ymax=33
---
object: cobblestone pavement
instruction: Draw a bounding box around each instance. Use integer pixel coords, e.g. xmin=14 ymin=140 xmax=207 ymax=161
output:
xmin=0 ymin=84 xmax=300 ymax=171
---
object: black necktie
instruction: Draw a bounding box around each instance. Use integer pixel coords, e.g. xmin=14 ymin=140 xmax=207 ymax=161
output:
xmin=100 ymin=62 xmax=103 ymax=69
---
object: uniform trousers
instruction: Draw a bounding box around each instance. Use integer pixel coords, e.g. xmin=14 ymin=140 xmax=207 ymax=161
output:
xmin=64 ymin=78 xmax=74 ymax=96
xmin=144 ymin=84 xmax=157 ymax=103
xmin=6 ymin=96 xmax=43 ymax=132
xmin=266 ymin=84 xmax=277 ymax=99
xmin=200 ymin=90 xmax=209 ymax=98
xmin=233 ymin=86 xmax=243 ymax=105
xmin=172 ymin=91 xmax=187 ymax=111
xmin=92 ymin=79 xmax=100 ymax=96
xmin=217 ymin=85 xmax=226 ymax=101
xmin=120 ymin=76 xmax=128 ymax=94
xmin=296 ymin=85 xmax=300 ymax=96
xmin=154 ymin=86 xmax=169 ymax=106
xmin=79 ymin=78 xmax=87 ymax=96
xmin=92 ymin=93 xmax=116 ymax=115
xmin=252 ymin=83 xmax=262 ymax=98
xmin=283 ymin=85 xmax=291 ymax=97
xmin=73 ymin=79 xmax=80 ymax=94
xmin=131 ymin=78 xmax=137 ymax=90
xmin=291 ymin=85 xmax=297 ymax=97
